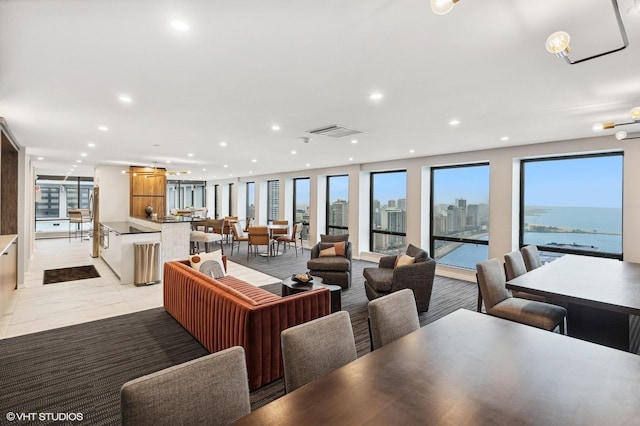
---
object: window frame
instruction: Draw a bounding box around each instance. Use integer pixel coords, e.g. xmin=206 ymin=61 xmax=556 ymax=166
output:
xmin=430 ymin=163 xmax=490 ymax=267
xmin=519 ymin=152 xmax=623 ymax=260
xmin=326 ymin=174 xmax=349 ymax=235
xmin=369 ymin=170 xmax=407 ymax=253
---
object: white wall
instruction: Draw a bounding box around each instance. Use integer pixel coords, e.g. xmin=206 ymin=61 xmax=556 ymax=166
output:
xmin=94 ymin=166 xmax=130 ymax=222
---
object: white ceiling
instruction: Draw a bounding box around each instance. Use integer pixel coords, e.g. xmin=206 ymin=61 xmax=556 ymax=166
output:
xmin=1 ymin=0 xmax=639 ymax=181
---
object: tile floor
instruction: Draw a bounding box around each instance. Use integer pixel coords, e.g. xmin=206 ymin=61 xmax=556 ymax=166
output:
xmin=0 ymin=238 xmax=280 ymax=340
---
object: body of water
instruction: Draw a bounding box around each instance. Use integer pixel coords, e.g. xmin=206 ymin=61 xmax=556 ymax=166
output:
xmin=438 ymin=206 xmax=622 ymax=269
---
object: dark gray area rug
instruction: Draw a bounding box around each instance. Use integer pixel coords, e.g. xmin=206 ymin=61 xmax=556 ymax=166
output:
xmin=1 ymin=246 xmax=478 ymax=424
xmin=43 ymin=265 xmax=100 ymax=284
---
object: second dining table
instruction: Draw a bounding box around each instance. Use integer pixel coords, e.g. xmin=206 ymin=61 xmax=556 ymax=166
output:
xmin=507 ymin=254 xmax=640 ymax=351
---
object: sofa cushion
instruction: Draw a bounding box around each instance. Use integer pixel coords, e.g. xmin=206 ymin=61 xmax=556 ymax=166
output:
xmin=216 ymin=276 xmax=281 ymax=305
xmin=363 ymin=267 xmax=394 ymax=293
xmin=320 ymin=234 xmax=349 ymax=243
xmin=308 ymin=256 xmax=350 ymax=272
xmin=190 ymin=250 xmax=226 ymax=278
xmin=395 ymin=254 xmax=415 ymax=267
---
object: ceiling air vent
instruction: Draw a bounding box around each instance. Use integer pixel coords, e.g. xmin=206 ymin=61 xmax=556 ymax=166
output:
xmin=307 ymin=124 xmax=363 ymax=138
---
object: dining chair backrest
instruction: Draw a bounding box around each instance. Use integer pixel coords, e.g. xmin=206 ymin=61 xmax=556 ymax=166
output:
xmin=368 ymin=289 xmax=420 ymax=350
xmin=232 ymin=221 xmax=245 ymax=238
xmin=504 ymin=250 xmax=528 ymax=281
xmin=243 ymin=217 xmax=252 ymax=232
xmin=272 ymin=220 xmax=289 ymax=237
xmin=205 ymin=219 xmax=224 ymax=234
xmin=281 ymin=311 xmax=357 ymax=393
xmin=248 ymin=226 xmax=270 ymax=245
xmin=121 ymin=346 xmax=251 ymax=426
xmin=476 ymin=258 xmax=510 ymax=310
xmin=521 ymin=245 xmax=542 ymax=271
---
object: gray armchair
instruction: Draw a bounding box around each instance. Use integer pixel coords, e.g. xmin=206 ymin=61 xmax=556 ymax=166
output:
xmin=363 ymin=244 xmax=436 ymax=312
xmin=307 ymin=234 xmax=352 ymax=289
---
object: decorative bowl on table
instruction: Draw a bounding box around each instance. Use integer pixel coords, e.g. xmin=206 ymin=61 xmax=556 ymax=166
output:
xmin=292 ymin=273 xmax=313 ymax=283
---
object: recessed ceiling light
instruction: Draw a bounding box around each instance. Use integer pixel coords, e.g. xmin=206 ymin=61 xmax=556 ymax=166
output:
xmin=229 ymin=173 xmax=233 ymax=177
xmin=351 ymin=139 xmax=358 ymax=144
xmin=166 ymin=160 xmax=171 ymax=164
xmin=72 ymin=164 xmax=77 ymax=168
xmin=271 ymin=124 xmax=280 ymax=131
xmin=98 ymin=126 xmax=108 ymax=131
xmin=88 ymin=142 xmax=96 ymax=147
xmin=37 ymin=157 xmax=44 ymax=160
xmin=249 ymin=171 xmax=253 ymax=174
xmin=349 ymin=157 xmax=354 ymax=161
xmin=118 ymin=95 xmax=133 ymax=103
xmin=501 ymin=136 xmax=509 ymax=141
xmin=188 ymin=153 xmax=194 ymax=157
xmin=409 ymin=149 xmax=415 ymax=153
xmin=449 ymin=119 xmax=460 ymax=126
xmin=76 ymin=160 xmax=82 ymax=163
xmin=251 ymin=159 xmax=257 ymax=163
xmin=170 ymin=21 xmax=189 ymax=31
xmin=202 ymin=168 xmax=207 ymax=172
xmin=80 ymin=152 xmax=87 ymax=157
xmin=306 ymin=163 xmax=311 ymax=167
xmin=369 ymin=92 xmax=384 ymax=101
xmin=223 ymin=164 xmax=228 ymax=168
xmin=291 ymin=150 xmax=297 ymax=155
xmin=220 ymin=142 xmax=227 ymax=147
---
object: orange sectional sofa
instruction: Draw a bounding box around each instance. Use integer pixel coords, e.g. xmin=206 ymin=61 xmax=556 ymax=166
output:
xmin=163 ymin=259 xmax=331 ymax=390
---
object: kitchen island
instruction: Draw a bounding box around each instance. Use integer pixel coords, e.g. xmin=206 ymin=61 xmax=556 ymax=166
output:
xmin=100 ymin=222 xmax=161 ymax=285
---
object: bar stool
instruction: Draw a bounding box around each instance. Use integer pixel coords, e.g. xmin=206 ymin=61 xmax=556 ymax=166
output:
xmin=190 ymin=231 xmax=223 ymax=254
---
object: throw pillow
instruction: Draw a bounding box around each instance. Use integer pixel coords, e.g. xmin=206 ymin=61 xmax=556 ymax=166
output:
xmin=318 ymin=241 xmax=346 ymax=257
xmin=395 ymin=254 xmax=416 ymax=268
xmin=190 ymin=250 xmax=226 ymax=279
xmin=319 ymin=246 xmax=337 ymax=257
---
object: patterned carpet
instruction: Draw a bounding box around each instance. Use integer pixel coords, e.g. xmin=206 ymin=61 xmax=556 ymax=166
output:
xmin=0 ymin=247 xmax=478 ymax=424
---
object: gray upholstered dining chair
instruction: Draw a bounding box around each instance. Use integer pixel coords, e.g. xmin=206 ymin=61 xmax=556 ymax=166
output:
xmin=476 ymin=258 xmax=566 ymax=333
xmin=521 ymin=245 xmax=542 ymax=271
xmin=368 ymin=289 xmax=420 ymax=351
xmin=281 ymin=310 xmax=357 ymax=393
xmin=504 ymin=250 xmax=546 ymax=302
xmin=120 ymin=346 xmax=251 ymax=426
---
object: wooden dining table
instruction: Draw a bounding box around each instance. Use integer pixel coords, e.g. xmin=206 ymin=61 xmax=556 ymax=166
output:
xmin=235 ymin=309 xmax=640 ymax=425
xmin=507 ymin=254 xmax=640 ymax=351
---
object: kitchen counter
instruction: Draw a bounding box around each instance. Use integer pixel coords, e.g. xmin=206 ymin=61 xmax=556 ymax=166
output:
xmin=101 ymin=221 xmax=159 ymax=235
xmin=135 ymin=216 xmax=207 ymax=224
xmin=0 ymin=234 xmax=17 ymax=255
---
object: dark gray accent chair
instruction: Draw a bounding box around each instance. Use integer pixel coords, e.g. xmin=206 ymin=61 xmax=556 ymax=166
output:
xmin=504 ymin=250 xmax=547 ymax=303
xmin=363 ymin=244 xmax=436 ymax=312
xmin=368 ymin=289 xmax=420 ymax=351
xmin=307 ymin=234 xmax=352 ymax=289
xmin=476 ymin=258 xmax=566 ymax=333
xmin=521 ymin=245 xmax=543 ymax=271
xmin=281 ymin=311 xmax=357 ymax=393
xmin=120 ymin=346 xmax=251 ymax=426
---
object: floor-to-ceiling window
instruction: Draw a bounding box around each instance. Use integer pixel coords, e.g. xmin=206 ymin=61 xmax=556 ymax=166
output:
xmin=431 ymin=164 xmax=490 ymax=269
xmin=246 ymin=182 xmax=255 ymax=219
xmin=35 ymin=176 xmax=93 ymax=238
xmin=520 ymin=153 xmax=623 ymax=260
xmin=370 ymin=171 xmax=406 ymax=254
xmin=214 ymin=184 xmax=221 ymax=219
xmin=267 ymin=180 xmax=280 ymax=222
xmin=293 ymin=177 xmax=310 ymax=241
xmin=167 ymin=180 xmax=206 ymax=211
xmin=326 ymin=175 xmax=349 ymax=236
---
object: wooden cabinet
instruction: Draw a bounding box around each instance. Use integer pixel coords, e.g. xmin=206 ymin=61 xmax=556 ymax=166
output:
xmin=129 ymin=166 xmax=166 ymax=217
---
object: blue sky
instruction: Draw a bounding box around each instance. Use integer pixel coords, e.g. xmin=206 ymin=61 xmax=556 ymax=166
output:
xmin=525 ymin=155 xmax=622 ymax=208
xmin=433 ymin=166 xmax=490 ymax=205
